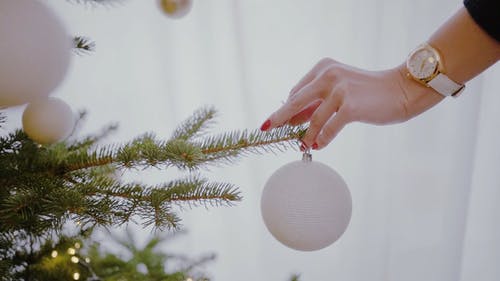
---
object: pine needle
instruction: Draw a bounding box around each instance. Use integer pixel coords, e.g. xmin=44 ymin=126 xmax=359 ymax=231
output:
xmin=73 ymin=36 xmax=96 ymax=54
xmin=0 ymin=112 xmax=5 ymax=128
xmin=171 ymin=106 xmax=217 ymax=141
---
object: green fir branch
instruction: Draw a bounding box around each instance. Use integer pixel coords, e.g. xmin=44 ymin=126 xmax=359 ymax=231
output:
xmin=73 ymin=36 xmax=96 ymax=54
xmin=70 ymin=110 xmax=88 ymax=135
xmin=60 ymin=125 xmax=305 ymax=173
xmin=171 ymin=106 xmax=217 ymax=141
xmin=63 ymin=174 xmax=241 ymax=230
xmin=197 ymin=125 xmax=306 ymax=166
xmin=152 ymin=175 xmax=241 ymax=207
xmin=0 ymin=107 xmax=306 ymax=240
xmin=66 ymin=110 xmax=118 ymax=150
xmin=86 ymin=228 xmax=214 ymax=280
xmin=66 ymin=122 xmax=119 ymax=151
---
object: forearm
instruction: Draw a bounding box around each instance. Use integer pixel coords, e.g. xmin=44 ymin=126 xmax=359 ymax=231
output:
xmin=428 ymin=7 xmax=500 ymax=84
xmin=261 ymin=4 xmax=500 ymax=149
xmin=396 ymin=7 xmax=500 ymax=118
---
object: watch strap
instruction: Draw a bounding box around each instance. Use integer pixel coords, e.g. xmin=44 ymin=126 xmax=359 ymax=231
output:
xmin=428 ymin=73 xmax=465 ymax=97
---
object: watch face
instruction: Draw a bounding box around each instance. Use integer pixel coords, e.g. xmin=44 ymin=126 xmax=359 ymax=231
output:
xmin=407 ymin=47 xmax=439 ymax=80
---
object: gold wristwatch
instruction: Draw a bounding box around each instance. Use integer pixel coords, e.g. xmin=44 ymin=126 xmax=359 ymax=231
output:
xmin=406 ymin=43 xmax=465 ymax=97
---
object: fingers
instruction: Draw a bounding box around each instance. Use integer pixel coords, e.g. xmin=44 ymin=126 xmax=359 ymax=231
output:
xmin=260 ymin=58 xmax=349 ymax=148
xmin=287 ymin=100 xmax=322 ymax=125
xmin=262 ymin=79 xmax=324 ymax=130
xmin=313 ymin=108 xmax=349 ymax=150
xmin=288 ymin=58 xmax=336 ymax=99
xmin=289 ymin=70 xmax=316 ymax=98
xmin=301 ymin=94 xmax=342 ymax=147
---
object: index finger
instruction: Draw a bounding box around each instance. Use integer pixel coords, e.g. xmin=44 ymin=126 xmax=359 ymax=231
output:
xmin=262 ymin=81 xmax=323 ymax=130
xmin=288 ymin=58 xmax=334 ymax=99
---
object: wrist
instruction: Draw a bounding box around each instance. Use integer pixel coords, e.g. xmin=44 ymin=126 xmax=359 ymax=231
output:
xmin=395 ymin=64 xmax=444 ymax=118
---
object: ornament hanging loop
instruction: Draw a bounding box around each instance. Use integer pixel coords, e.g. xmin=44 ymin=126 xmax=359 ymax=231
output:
xmin=302 ymin=148 xmax=312 ymax=162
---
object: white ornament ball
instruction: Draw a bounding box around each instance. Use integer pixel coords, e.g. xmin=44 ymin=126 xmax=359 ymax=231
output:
xmin=261 ymin=159 xmax=352 ymax=251
xmin=22 ymin=98 xmax=75 ymax=145
xmin=0 ymin=0 xmax=72 ymax=107
xmin=158 ymin=0 xmax=193 ymax=19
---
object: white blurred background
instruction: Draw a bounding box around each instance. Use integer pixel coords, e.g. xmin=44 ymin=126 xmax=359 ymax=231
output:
xmin=5 ymin=0 xmax=500 ymax=280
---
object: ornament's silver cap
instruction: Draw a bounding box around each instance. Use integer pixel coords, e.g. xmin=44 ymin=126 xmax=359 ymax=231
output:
xmin=302 ymin=148 xmax=312 ymax=162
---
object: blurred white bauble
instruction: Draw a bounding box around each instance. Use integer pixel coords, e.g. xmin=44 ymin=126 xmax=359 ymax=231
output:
xmin=261 ymin=158 xmax=352 ymax=251
xmin=0 ymin=0 xmax=72 ymax=107
xmin=158 ymin=0 xmax=193 ymax=19
xmin=22 ymin=98 xmax=75 ymax=145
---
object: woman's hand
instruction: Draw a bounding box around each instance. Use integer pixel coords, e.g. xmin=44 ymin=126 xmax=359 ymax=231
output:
xmin=260 ymin=58 xmax=444 ymax=150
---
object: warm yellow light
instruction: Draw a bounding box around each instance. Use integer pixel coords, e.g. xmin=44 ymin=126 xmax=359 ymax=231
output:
xmin=70 ymin=256 xmax=79 ymax=263
xmin=74 ymin=242 xmax=81 ymax=249
xmin=67 ymin=248 xmax=76 ymax=255
xmin=73 ymin=272 xmax=80 ymax=280
xmin=186 ymin=278 xmax=193 ymax=281
xmin=50 ymin=250 xmax=58 ymax=258
xmin=84 ymin=257 xmax=91 ymax=263
xmin=428 ymin=57 xmax=435 ymax=63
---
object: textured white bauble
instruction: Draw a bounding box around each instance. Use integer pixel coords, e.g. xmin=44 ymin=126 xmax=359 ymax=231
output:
xmin=22 ymin=98 xmax=75 ymax=145
xmin=0 ymin=0 xmax=72 ymax=107
xmin=261 ymin=159 xmax=352 ymax=251
xmin=158 ymin=0 xmax=193 ymax=19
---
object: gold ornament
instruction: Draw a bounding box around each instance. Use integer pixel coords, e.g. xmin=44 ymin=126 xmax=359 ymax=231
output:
xmin=158 ymin=0 xmax=192 ymax=19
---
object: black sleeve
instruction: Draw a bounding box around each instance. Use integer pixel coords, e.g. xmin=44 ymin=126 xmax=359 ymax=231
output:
xmin=464 ymin=0 xmax=500 ymax=42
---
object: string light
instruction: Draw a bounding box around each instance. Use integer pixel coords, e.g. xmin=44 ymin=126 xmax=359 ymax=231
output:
xmin=70 ymin=256 xmax=79 ymax=263
xmin=50 ymin=250 xmax=58 ymax=258
xmin=186 ymin=278 xmax=193 ymax=281
xmin=67 ymin=247 xmax=76 ymax=255
xmin=84 ymin=257 xmax=91 ymax=263
xmin=72 ymin=272 xmax=80 ymax=280
xmin=74 ymin=242 xmax=81 ymax=249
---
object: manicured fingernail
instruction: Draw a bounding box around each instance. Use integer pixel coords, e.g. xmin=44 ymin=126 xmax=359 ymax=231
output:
xmin=312 ymin=142 xmax=318 ymax=150
xmin=260 ymin=119 xmax=271 ymax=131
xmin=299 ymin=140 xmax=308 ymax=152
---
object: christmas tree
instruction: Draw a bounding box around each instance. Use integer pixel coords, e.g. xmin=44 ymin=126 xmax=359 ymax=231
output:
xmin=0 ymin=0 xmax=306 ymax=279
xmin=0 ymin=100 xmax=305 ymax=280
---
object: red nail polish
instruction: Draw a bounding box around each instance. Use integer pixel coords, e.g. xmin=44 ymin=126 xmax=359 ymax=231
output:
xmin=260 ymin=119 xmax=271 ymax=131
xmin=312 ymin=142 xmax=318 ymax=150
xmin=299 ymin=140 xmax=308 ymax=151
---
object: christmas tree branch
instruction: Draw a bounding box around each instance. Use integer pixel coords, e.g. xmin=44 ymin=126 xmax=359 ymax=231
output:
xmin=0 ymin=107 xmax=305 ymax=238
xmin=171 ymin=106 xmax=217 ymax=141
xmin=71 ymin=174 xmax=240 ymax=229
xmin=61 ymin=125 xmax=305 ymax=173
xmin=73 ymin=36 xmax=96 ymax=54
xmin=198 ymin=125 xmax=306 ymax=165
xmin=83 ymin=228 xmax=215 ymax=280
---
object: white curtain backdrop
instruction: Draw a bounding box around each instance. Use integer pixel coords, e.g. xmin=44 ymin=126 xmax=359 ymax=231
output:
xmin=6 ymin=0 xmax=499 ymax=280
